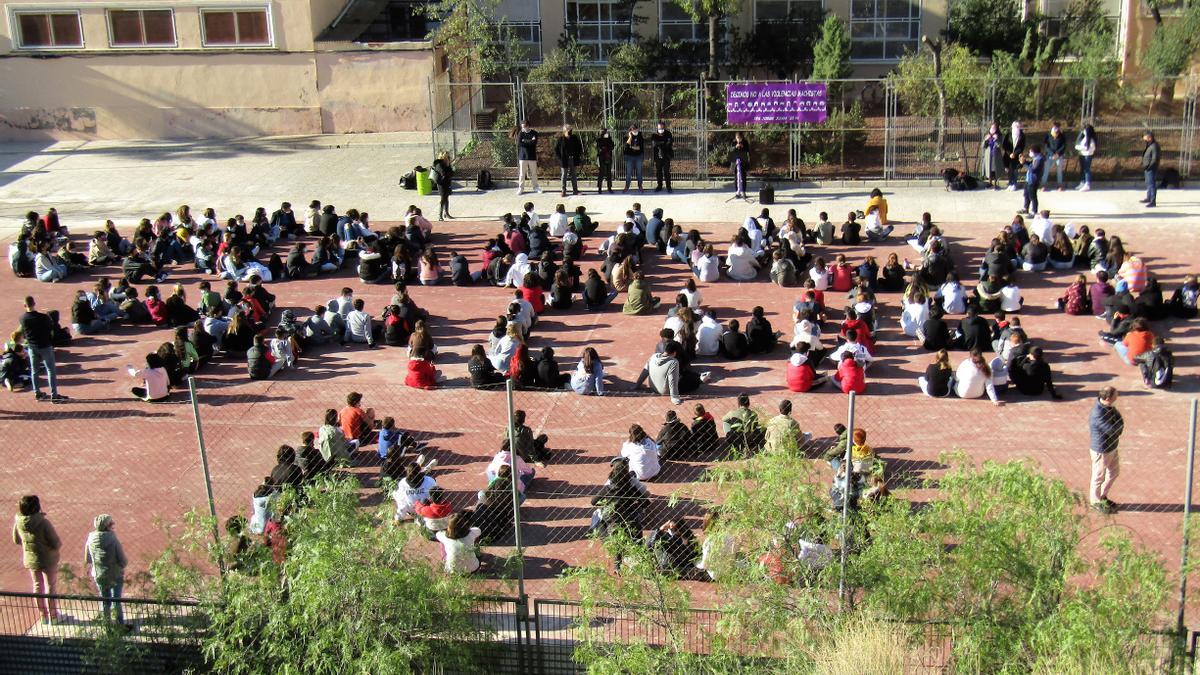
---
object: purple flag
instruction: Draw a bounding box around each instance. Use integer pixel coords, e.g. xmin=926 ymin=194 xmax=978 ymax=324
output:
xmin=725 ymin=82 xmax=828 ymax=125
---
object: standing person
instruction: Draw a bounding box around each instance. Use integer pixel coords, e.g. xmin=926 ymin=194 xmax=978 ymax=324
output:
xmin=623 ymin=124 xmax=645 ymax=193
xmin=554 ymin=124 xmax=583 ymax=197
xmin=431 ymin=151 xmax=454 ymax=221
xmin=1088 ymin=387 xmax=1124 ymax=513
xmin=1141 ymin=131 xmax=1160 ymax=208
xmin=85 ymin=514 xmax=130 ymax=630
xmin=19 ymin=296 xmax=66 ymax=403
xmin=981 ymin=122 xmax=1003 ymax=189
xmin=731 ymin=131 xmax=751 ymax=199
xmin=651 ymin=121 xmax=674 ymax=193
xmin=12 ymin=495 xmax=61 ymax=624
xmin=1074 ymin=124 xmax=1097 ymax=191
xmin=596 ymin=128 xmax=615 ymax=194
xmin=1043 ymin=122 xmax=1068 ymax=191
xmin=515 ymin=121 xmax=541 ymax=194
xmin=1003 ymin=121 xmax=1026 ymax=190
xmin=1019 ymin=145 xmax=1045 ymax=216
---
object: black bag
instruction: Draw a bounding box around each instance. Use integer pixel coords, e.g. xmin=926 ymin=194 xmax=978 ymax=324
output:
xmin=400 ymin=171 xmax=417 ymax=190
xmin=1139 ymin=347 xmax=1174 ymax=389
xmin=759 ymin=183 xmax=775 ymax=205
xmin=1160 ymin=167 xmax=1181 ymax=189
xmin=477 ymin=169 xmax=494 ymax=190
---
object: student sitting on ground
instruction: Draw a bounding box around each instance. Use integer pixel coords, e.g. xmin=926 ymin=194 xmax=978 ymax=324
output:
xmin=831 ymin=351 xmax=866 ymax=395
xmin=786 ymin=342 xmax=828 ymax=392
xmin=917 ymin=349 xmax=954 ymax=398
xmin=620 ymin=424 xmax=662 ymax=481
xmin=954 ymin=350 xmax=1002 ymax=404
xmin=405 ymin=347 xmax=439 ymax=389
xmin=128 ymin=353 xmax=170 ymax=402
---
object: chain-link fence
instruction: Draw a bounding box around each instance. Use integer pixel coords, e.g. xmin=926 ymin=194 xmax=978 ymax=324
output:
xmin=432 ymin=75 xmax=1200 ymax=183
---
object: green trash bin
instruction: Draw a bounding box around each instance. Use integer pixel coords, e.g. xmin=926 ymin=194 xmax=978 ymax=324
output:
xmin=415 ymin=168 xmax=433 ymax=196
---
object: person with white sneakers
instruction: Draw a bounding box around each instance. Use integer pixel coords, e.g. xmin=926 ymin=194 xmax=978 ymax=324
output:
xmin=515 ymin=121 xmax=541 ymax=194
xmin=1074 ymin=124 xmax=1097 ymax=192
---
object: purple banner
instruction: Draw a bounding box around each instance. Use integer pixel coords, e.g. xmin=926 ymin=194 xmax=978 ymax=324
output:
xmin=725 ymin=82 xmax=828 ymax=125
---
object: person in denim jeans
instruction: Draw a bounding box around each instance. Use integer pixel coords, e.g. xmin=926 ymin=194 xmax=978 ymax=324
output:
xmin=1141 ymin=131 xmax=1160 ymax=208
xmin=623 ymin=124 xmax=645 ymax=192
xmin=18 ymin=296 xmax=66 ymax=402
xmin=85 ymin=514 xmax=129 ymax=630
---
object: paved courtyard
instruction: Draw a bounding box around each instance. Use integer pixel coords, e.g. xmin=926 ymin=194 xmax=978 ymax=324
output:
xmin=0 ymin=134 xmax=1197 ymax=614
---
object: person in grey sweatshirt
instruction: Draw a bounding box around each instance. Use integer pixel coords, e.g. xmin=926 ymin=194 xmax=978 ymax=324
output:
xmin=647 ymin=342 xmax=710 ymax=404
xmin=85 ymin=514 xmax=130 ymax=629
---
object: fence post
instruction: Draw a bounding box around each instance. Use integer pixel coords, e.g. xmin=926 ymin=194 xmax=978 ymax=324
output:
xmin=1176 ymin=400 xmax=1198 ymax=647
xmin=186 ymin=377 xmax=225 ymax=574
xmin=505 ymin=379 xmax=527 ymax=603
xmin=838 ymin=391 xmax=857 ymax=611
xmin=426 ymin=76 xmax=436 ymax=155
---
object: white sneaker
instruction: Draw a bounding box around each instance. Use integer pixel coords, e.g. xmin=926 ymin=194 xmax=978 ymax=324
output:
xmin=422 ymin=458 xmax=438 ymax=472
xmin=1006 ymin=185 xmax=1018 ymax=191
xmin=515 ymin=189 xmax=523 ymax=195
xmin=699 ymin=371 xmax=713 ymax=383
xmin=1080 ymin=184 xmax=1091 ymax=192
xmin=536 ymin=187 xmax=543 ymax=194
xmin=416 ymin=453 xmax=425 ymax=467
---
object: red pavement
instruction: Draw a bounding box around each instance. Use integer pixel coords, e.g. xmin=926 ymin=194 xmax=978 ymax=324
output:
xmin=0 ymin=213 xmax=1196 ymax=617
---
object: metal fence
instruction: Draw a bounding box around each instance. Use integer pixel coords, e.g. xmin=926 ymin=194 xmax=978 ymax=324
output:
xmin=431 ymin=75 xmax=1200 ymax=183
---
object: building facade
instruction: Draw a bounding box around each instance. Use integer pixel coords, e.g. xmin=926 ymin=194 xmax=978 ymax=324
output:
xmin=0 ymin=0 xmax=440 ymax=140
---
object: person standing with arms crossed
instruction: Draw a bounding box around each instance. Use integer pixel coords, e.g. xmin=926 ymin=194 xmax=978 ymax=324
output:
xmin=19 ymin=296 xmax=66 ymax=402
xmin=623 ymin=124 xmax=645 ymax=193
xmin=515 ymin=121 xmax=541 ymax=195
xmin=1088 ymin=386 xmax=1124 ymax=514
xmin=651 ymin=121 xmax=674 ymax=193
xmin=554 ymin=124 xmax=583 ymax=197
xmin=596 ymin=128 xmax=615 ymax=194
xmin=1141 ymin=131 xmax=1160 ymax=208
xmin=732 ymin=132 xmax=751 ymax=199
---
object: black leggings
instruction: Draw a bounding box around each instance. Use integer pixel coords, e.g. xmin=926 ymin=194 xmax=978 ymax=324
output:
xmin=438 ymin=189 xmax=450 ymax=218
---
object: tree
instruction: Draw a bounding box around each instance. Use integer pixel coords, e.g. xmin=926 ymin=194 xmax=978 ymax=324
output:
xmin=729 ymin=8 xmax=825 ymax=79
xmin=891 ymin=42 xmax=987 ymax=167
xmin=673 ymin=0 xmax=742 ymax=78
xmin=811 ymin=14 xmax=852 ymax=101
xmin=1144 ymin=3 xmax=1200 ymax=82
xmin=149 ymin=477 xmax=488 ymax=673
xmin=946 ymin=0 xmax=1026 ymax=56
xmin=423 ymin=0 xmax=521 ymax=80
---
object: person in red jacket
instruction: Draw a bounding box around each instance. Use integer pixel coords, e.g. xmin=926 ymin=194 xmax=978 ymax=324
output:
xmin=838 ymin=310 xmax=875 ymax=355
xmin=520 ymin=273 xmax=546 ymax=314
xmin=413 ymin=487 xmax=454 ymax=536
xmin=405 ymin=348 xmax=439 ymax=389
xmin=786 ymin=342 xmax=829 ymax=392
xmin=144 ymin=286 xmax=169 ymax=326
xmin=831 ymin=351 xmax=866 ymax=394
xmin=830 ymin=254 xmax=854 ymax=293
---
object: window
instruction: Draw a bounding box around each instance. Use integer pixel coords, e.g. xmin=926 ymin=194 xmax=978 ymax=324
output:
xmin=660 ymin=2 xmax=732 ymax=43
xmin=13 ymin=11 xmax=83 ymax=48
xmin=108 ymin=9 xmax=176 ymax=47
xmin=850 ymin=0 xmax=921 ymax=61
xmin=200 ymin=8 xmax=272 ymax=47
xmin=507 ymin=21 xmax=543 ymax=62
xmin=565 ymin=0 xmax=632 ymax=62
xmin=754 ymin=0 xmax=823 ymax=22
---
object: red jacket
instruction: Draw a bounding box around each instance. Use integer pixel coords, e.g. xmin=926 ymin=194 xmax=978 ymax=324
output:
xmin=146 ymin=297 xmax=168 ymax=326
xmin=521 ymin=285 xmax=545 ymax=314
xmin=837 ymin=359 xmax=866 ymax=394
xmin=839 ymin=319 xmax=875 ymax=354
xmin=405 ymin=358 xmax=437 ymax=389
xmin=786 ymin=360 xmax=815 ymax=392
xmin=830 ymin=264 xmax=854 ymax=292
xmin=413 ymin=501 xmax=453 ymax=521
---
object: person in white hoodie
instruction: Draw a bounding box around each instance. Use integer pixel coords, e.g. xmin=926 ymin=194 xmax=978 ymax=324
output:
xmin=954 ymin=350 xmax=1003 ymax=405
xmin=248 ymin=477 xmax=276 ymax=535
xmin=725 ymin=232 xmax=760 ymax=281
xmin=937 ymin=273 xmax=968 ymax=315
xmin=619 ymin=424 xmax=661 ymax=481
xmin=547 ymin=204 xmax=570 ymax=237
xmin=505 ymin=253 xmax=531 ymax=288
xmin=695 ymin=310 xmax=723 ymax=356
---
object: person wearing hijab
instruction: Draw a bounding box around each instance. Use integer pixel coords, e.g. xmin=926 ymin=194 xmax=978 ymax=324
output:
xmin=1003 ymin=121 xmax=1026 ymax=190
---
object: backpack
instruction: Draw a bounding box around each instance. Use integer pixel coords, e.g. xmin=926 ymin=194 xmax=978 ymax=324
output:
xmin=1139 ymin=347 xmax=1174 ymax=389
xmin=759 ymin=183 xmax=775 ymax=205
xmin=400 ymin=171 xmax=417 ymax=190
xmin=477 ymin=170 xmax=494 ymax=190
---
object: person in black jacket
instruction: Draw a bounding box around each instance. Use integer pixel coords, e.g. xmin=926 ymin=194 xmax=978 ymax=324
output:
xmin=596 ymin=129 xmax=615 ymax=194
xmin=1002 ymin=121 xmax=1025 ymax=190
xmin=270 ymin=445 xmax=303 ymax=489
xmin=1043 ymin=123 xmax=1068 ymax=191
xmin=745 ymin=306 xmax=777 ymax=354
xmin=689 ymin=404 xmax=721 ymax=456
xmin=468 ymin=344 xmax=506 ymax=390
xmin=920 ymin=304 xmax=951 ymax=351
xmin=247 ymin=334 xmax=270 ymax=380
xmin=71 ymin=289 xmax=106 ymax=335
xmin=432 ymin=151 xmax=454 ymax=220
xmin=553 ymin=124 xmax=583 ymax=197
xmin=583 ymin=269 xmax=616 ymax=310
xmin=651 ymin=121 xmax=674 ymax=193
xmin=448 ymin=251 xmax=472 ymax=286
xmin=534 ymin=346 xmax=570 ymax=389
xmin=590 ymin=463 xmax=647 ymax=542
xmin=1142 ymin=131 xmax=1160 ymax=208
xmin=270 ymin=202 xmax=299 ymax=239
xmin=956 ymin=306 xmax=991 ymax=352
xmin=1010 ymin=347 xmax=1062 ymax=398
xmin=286 ymin=242 xmax=312 ymax=279
xmin=719 ymin=320 xmax=750 ymax=360
xmin=655 ymin=409 xmax=692 ymax=461
xmin=318 ymin=205 xmax=338 ymax=238
xmin=623 ymin=124 xmax=645 ymax=193
xmin=516 ymin=121 xmax=541 ymax=194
